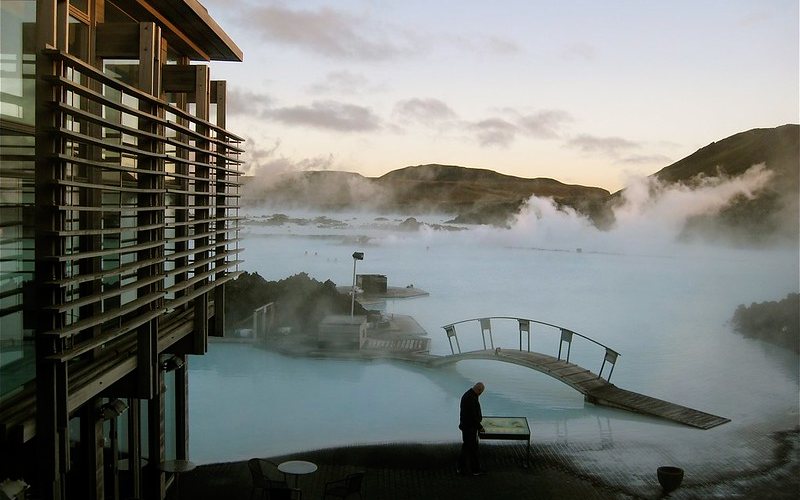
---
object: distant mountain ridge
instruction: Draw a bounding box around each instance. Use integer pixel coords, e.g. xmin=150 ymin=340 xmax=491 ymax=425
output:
xmin=243 ymin=124 xmax=799 ymax=241
xmin=244 ymin=163 xmax=610 ymax=225
xmin=650 ymin=124 xmax=798 ymax=186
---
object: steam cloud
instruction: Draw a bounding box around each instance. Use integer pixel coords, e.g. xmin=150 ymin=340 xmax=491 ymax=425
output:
xmin=500 ymin=164 xmax=777 ymax=253
xmin=393 ymin=164 xmax=784 ymax=255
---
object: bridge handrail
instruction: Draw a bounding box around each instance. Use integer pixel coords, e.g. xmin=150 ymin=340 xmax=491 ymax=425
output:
xmin=442 ymin=316 xmax=619 ymax=355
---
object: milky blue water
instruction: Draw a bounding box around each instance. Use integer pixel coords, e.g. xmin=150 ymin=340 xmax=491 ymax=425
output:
xmin=188 ymin=204 xmax=799 ymax=470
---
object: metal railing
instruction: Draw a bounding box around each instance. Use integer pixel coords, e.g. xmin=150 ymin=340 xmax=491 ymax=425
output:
xmin=442 ymin=316 xmax=621 ymax=382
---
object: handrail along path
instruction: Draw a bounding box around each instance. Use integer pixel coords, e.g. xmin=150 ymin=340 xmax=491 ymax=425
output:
xmin=435 ymin=316 xmax=729 ymax=430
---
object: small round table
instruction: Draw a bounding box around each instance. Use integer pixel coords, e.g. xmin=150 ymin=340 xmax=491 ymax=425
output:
xmin=278 ymin=460 xmax=318 ymax=487
xmin=159 ymin=459 xmax=196 ymax=499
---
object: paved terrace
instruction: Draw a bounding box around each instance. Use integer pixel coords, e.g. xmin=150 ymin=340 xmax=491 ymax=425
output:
xmin=175 ymin=433 xmax=798 ymax=500
xmin=208 ymin=316 xmax=795 ymax=498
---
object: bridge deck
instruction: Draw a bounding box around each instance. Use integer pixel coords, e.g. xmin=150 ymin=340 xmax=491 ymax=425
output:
xmin=429 ymin=349 xmax=730 ymax=430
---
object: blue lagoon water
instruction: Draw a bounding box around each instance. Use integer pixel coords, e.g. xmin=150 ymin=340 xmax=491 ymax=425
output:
xmin=189 ymin=207 xmax=799 ymax=475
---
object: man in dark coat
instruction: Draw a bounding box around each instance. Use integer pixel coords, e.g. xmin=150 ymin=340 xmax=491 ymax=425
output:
xmin=457 ymin=382 xmax=485 ymax=475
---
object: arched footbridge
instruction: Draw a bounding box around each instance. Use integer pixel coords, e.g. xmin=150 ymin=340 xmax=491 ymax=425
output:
xmin=426 ymin=317 xmax=730 ymax=430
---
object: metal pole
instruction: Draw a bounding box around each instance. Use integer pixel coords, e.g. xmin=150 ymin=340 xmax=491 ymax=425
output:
xmin=350 ymin=251 xmax=364 ymax=316
xmin=350 ymin=257 xmax=357 ymax=316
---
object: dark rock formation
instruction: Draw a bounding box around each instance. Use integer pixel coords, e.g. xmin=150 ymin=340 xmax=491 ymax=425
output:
xmin=731 ymin=293 xmax=799 ymax=353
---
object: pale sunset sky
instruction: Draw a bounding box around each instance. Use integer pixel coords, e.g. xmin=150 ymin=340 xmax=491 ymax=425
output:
xmin=201 ymin=0 xmax=799 ymax=192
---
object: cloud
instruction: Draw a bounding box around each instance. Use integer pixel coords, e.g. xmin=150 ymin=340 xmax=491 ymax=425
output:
xmin=566 ymin=134 xmax=639 ymax=157
xmin=394 ymin=98 xmax=457 ymax=124
xmin=309 ymin=71 xmax=371 ymax=94
xmin=444 ymin=33 xmax=522 ymax=56
xmin=255 ymin=155 xmax=335 ymax=176
xmin=471 ymin=118 xmax=519 ymax=147
xmin=242 ymin=135 xmax=335 ymax=180
xmin=618 ymin=154 xmax=672 ymax=165
xmin=227 ymin=88 xmax=272 ymax=117
xmin=270 ymin=101 xmax=382 ymax=132
xmin=517 ymin=110 xmax=573 ymax=139
xmin=462 ymin=108 xmax=573 ymax=147
xmin=240 ymin=4 xmax=414 ymax=60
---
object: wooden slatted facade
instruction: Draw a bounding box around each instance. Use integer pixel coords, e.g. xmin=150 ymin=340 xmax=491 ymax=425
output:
xmin=0 ymin=1 xmax=244 ymax=499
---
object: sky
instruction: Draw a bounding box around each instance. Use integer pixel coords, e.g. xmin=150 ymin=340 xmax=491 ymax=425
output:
xmin=201 ymin=0 xmax=799 ymax=192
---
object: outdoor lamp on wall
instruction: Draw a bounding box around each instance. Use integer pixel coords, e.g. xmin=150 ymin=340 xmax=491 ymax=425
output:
xmin=351 ymin=251 xmax=364 ymax=316
xmin=160 ymin=355 xmax=185 ymax=372
xmin=98 ymin=399 xmax=129 ymax=421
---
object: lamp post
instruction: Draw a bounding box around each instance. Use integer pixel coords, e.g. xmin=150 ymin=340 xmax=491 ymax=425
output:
xmin=350 ymin=251 xmax=364 ymax=316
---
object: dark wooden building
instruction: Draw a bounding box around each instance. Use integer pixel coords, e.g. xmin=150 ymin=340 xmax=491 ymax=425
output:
xmin=0 ymin=1 xmax=244 ymax=498
xmin=356 ymin=274 xmax=387 ymax=294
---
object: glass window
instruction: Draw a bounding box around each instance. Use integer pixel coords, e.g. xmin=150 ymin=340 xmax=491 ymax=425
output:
xmin=0 ymin=0 xmax=36 ymax=400
xmin=68 ymin=16 xmax=89 ymax=61
xmin=0 ymin=1 xmax=36 ymax=126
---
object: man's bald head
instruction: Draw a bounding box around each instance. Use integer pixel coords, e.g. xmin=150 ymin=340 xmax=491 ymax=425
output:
xmin=473 ymin=382 xmax=485 ymax=395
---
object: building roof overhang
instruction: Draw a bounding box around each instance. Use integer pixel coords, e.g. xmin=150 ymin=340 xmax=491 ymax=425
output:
xmin=125 ymin=0 xmax=243 ymax=62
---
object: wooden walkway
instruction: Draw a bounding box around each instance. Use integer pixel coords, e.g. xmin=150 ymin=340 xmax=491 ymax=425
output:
xmin=428 ymin=348 xmax=730 ymax=430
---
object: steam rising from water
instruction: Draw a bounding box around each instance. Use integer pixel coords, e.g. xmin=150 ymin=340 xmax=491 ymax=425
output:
xmin=403 ymin=164 xmax=782 ymax=256
xmin=196 ymin=164 xmax=798 ymax=466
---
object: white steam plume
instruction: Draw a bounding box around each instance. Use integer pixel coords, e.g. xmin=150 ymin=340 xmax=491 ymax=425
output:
xmin=414 ymin=164 xmax=777 ymax=256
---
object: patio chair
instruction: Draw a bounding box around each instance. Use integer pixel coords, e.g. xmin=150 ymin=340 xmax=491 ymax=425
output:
xmin=248 ymin=458 xmax=289 ymax=500
xmin=323 ymin=471 xmax=365 ymax=499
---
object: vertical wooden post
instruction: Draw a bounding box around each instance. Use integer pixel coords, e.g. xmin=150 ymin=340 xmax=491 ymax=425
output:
xmin=135 ymin=21 xmax=159 ymax=401
xmin=34 ymin=1 xmax=69 ymax=499
xmin=192 ymin=65 xmax=210 ymax=354
xmin=110 ymin=412 xmax=120 ymax=500
xmin=211 ymin=80 xmax=227 ymax=338
xmin=79 ymin=400 xmax=104 ymax=500
xmin=146 ymin=372 xmax=166 ymax=500
xmin=127 ymin=399 xmax=142 ymax=499
xmin=174 ymin=58 xmax=190 ymax=308
xmin=175 ymin=357 xmax=189 ymax=460
xmin=137 ymin=21 xmax=166 ymax=500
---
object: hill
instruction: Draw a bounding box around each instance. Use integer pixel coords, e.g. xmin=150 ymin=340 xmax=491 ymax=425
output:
xmin=650 ymin=124 xmax=798 ymax=185
xmin=243 ymin=164 xmax=610 ymax=226
xmin=641 ymin=124 xmax=799 ymax=244
xmin=242 ymin=125 xmax=799 ymax=238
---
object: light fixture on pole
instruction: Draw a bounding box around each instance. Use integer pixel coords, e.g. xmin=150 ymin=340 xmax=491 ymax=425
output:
xmin=350 ymin=251 xmax=364 ymax=316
